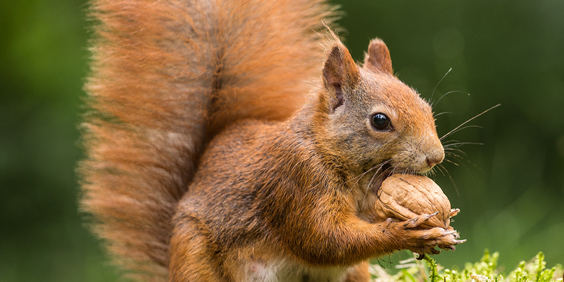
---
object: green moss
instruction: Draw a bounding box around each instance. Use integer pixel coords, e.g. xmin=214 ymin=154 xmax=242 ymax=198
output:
xmin=370 ymin=250 xmax=563 ymax=282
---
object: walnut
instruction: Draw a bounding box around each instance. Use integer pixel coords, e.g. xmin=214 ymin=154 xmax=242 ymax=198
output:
xmin=374 ymin=174 xmax=457 ymax=229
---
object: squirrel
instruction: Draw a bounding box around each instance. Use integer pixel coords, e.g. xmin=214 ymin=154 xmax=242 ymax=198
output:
xmin=80 ymin=0 xmax=463 ymax=281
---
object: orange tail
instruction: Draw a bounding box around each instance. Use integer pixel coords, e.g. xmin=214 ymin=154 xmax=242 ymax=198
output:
xmin=80 ymin=0 xmax=337 ymax=279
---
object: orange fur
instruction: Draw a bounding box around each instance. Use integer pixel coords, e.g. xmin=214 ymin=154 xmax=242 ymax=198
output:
xmin=80 ymin=0 xmax=461 ymax=281
xmin=166 ymin=36 xmax=458 ymax=281
xmin=80 ymin=0 xmax=336 ymax=280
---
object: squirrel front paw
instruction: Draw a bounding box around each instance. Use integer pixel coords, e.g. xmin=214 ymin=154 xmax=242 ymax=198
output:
xmin=386 ymin=213 xmax=466 ymax=255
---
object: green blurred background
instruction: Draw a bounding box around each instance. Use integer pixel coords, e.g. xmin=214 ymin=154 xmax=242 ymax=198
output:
xmin=1 ymin=0 xmax=563 ymax=281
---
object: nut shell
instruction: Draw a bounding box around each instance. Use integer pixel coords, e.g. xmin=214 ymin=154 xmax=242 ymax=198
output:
xmin=374 ymin=174 xmax=451 ymax=228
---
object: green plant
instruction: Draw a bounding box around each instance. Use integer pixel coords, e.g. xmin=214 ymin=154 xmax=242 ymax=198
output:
xmin=370 ymin=250 xmax=563 ymax=282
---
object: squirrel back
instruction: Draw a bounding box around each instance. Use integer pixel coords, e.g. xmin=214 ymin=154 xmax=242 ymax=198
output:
xmin=80 ymin=0 xmax=337 ymax=279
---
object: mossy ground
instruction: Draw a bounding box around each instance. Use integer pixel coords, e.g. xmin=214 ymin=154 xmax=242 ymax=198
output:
xmin=370 ymin=250 xmax=563 ymax=282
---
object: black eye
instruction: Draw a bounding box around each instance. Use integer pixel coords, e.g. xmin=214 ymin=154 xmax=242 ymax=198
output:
xmin=371 ymin=113 xmax=392 ymax=131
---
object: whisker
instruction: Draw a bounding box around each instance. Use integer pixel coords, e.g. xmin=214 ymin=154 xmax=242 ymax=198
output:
xmin=444 ymin=147 xmax=467 ymax=154
xmin=444 ymin=152 xmax=464 ymax=163
xmin=434 ymin=90 xmax=466 ymax=107
xmin=365 ymin=161 xmax=390 ymax=191
xmin=445 ymin=158 xmax=464 ymax=168
xmin=444 ymin=142 xmax=484 ymax=147
xmin=439 ymin=163 xmax=460 ymax=196
xmin=354 ymin=160 xmax=393 ymax=207
xmin=430 ymin=67 xmax=452 ymax=104
xmin=434 ymin=111 xmax=452 ymax=118
xmin=443 ymin=142 xmax=468 ymax=157
xmin=348 ymin=163 xmax=382 ymax=187
xmin=435 ymin=164 xmax=447 ymax=177
xmin=441 ymin=139 xmax=462 ymax=145
xmin=445 ymin=152 xmax=464 ymax=160
xmin=440 ymin=104 xmax=501 ymax=141
xmin=365 ymin=162 xmax=393 ymax=203
xmin=445 ymin=151 xmax=466 ymax=158
xmin=440 ymin=125 xmax=483 ymax=140
xmin=432 ymin=165 xmax=439 ymax=176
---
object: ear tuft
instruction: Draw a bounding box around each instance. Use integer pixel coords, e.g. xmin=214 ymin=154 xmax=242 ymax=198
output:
xmin=322 ymin=43 xmax=360 ymax=112
xmin=364 ymin=38 xmax=393 ymax=75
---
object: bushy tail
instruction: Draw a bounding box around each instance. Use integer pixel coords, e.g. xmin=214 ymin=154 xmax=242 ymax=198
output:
xmin=79 ymin=0 xmax=337 ymax=279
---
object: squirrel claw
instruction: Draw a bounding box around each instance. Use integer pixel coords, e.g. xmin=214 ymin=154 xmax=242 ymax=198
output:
xmin=445 ymin=230 xmax=460 ymax=239
xmin=450 ymin=208 xmax=460 ymax=217
xmin=444 ymin=226 xmax=460 ymax=238
xmin=455 ymin=239 xmax=467 ymax=244
xmin=405 ymin=212 xmax=438 ymax=228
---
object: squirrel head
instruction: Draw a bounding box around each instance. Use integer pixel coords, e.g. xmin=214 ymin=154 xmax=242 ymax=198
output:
xmin=314 ymin=38 xmax=444 ymax=181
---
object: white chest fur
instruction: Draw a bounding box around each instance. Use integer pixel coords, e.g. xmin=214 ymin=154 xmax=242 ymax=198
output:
xmin=243 ymin=258 xmax=353 ymax=282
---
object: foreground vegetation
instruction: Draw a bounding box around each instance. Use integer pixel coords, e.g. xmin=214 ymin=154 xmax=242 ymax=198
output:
xmin=370 ymin=250 xmax=563 ymax=282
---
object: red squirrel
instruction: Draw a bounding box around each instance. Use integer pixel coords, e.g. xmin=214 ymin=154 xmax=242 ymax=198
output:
xmin=80 ymin=0 xmax=463 ymax=280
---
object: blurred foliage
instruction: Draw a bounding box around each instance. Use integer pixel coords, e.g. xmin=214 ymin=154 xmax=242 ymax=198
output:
xmin=0 ymin=0 xmax=563 ymax=281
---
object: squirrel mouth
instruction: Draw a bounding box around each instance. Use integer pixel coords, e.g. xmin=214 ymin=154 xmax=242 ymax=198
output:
xmin=369 ymin=164 xmax=392 ymax=194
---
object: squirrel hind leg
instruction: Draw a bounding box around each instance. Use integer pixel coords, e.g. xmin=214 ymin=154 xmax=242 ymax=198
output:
xmin=169 ymin=217 xmax=224 ymax=281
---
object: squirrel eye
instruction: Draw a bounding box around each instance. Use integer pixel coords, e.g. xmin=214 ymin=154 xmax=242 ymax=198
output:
xmin=371 ymin=113 xmax=392 ymax=131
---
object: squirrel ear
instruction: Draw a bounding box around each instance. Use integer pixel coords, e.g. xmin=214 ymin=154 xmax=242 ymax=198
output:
xmin=322 ymin=43 xmax=360 ymax=112
xmin=364 ymin=38 xmax=393 ymax=75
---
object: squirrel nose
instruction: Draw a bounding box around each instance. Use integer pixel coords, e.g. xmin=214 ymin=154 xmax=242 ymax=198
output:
xmin=426 ymin=151 xmax=444 ymax=168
